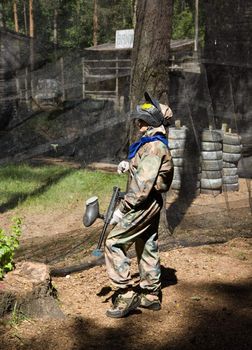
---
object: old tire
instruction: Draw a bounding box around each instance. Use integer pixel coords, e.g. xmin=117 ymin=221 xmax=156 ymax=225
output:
xmin=201 ymin=170 xmax=222 ymax=179
xmin=171 ymin=148 xmax=184 ymax=158
xmin=201 ymin=142 xmax=222 ymax=151
xmin=169 ymin=127 xmax=188 ymax=140
xmin=222 ymin=167 xmax=238 ymax=176
xmin=171 ymin=179 xmax=200 ymax=190
xmin=201 ymin=151 xmax=222 ymax=160
xmin=173 ymin=171 xmax=201 ymax=181
xmin=222 ymin=175 xmax=239 ymax=184
xmin=200 ymin=188 xmax=222 ymax=195
xmin=201 ymin=159 xmax=223 ymax=171
xmin=173 ymin=167 xmax=182 ymax=180
xmin=223 ymin=161 xmax=236 ymax=168
xmin=223 ymin=183 xmax=239 ymax=192
xmin=223 ymin=152 xmax=241 ymax=163
xmin=201 ymin=130 xmax=223 ymax=142
xmin=223 ymin=144 xmax=242 ymax=153
xmin=172 ymin=158 xmax=184 ymax=167
xmin=201 ymin=178 xmax=222 ymax=189
xmin=223 ymin=133 xmax=241 ymax=145
xmin=171 ymin=180 xmax=181 ymax=190
xmin=169 ymin=138 xmax=186 ymax=149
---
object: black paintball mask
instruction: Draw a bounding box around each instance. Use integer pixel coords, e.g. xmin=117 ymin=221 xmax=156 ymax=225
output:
xmin=131 ymin=92 xmax=172 ymax=127
xmin=131 ymin=103 xmax=164 ymax=127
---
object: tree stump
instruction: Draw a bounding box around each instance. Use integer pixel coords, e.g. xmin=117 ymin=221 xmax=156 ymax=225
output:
xmin=0 ymin=261 xmax=65 ymax=319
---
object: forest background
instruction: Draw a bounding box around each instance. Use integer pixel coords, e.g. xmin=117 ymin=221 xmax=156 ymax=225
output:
xmin=1 ymin=0 xmax=202 ymax=50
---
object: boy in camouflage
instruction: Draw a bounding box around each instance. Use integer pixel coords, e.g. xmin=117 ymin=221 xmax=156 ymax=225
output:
xmin=105 ymin=92 xmax=174 ymax=318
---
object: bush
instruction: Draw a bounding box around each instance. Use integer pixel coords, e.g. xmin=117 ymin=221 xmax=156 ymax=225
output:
xmin=0 ymin=218 xmax=22 ymax=279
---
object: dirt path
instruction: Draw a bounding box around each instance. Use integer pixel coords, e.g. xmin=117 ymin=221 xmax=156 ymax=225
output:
xmin=0 ymin=237 xmax=251 ymax=350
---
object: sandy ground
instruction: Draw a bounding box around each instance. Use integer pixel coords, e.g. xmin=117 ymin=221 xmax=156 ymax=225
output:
xmin=0 ymin=237 xmax=251 ymax=350
xmin=0 ymin=174 xmax=251 ymax=350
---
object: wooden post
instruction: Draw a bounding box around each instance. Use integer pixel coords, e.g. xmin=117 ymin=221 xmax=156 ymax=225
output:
xmin=175 ymin=119 xmax=181 ymax=128
xmin=115 ymin=54 xmax=119 ymax=107
xmin=221 ymin=123 xmax=227 ymax=133
xmin=15 ymin=71 xmax=21 ymax=100
xmin=82 ymin=57 xmax=86 ymax=99
xmin=60 ymin=57 xmax=65 ymax=101
xmin=25 ymin=67 xmax=29 ymax=106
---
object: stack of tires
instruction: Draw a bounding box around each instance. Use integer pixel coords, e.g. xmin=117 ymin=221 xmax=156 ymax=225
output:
xmin=169 ymin=126 xmax=187 ymax=191
xmin=200 ymin=129 xmax=223 ymax=195
xmin=222 ymin=132 xmax=242 ymax=192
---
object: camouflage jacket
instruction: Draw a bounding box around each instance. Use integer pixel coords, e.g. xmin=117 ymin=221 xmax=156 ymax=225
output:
xmin=119 ymin=126 xmax=174 ymax=214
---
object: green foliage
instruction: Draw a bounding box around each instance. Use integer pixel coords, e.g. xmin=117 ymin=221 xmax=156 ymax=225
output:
xmin=8 ymin=301 xmax=30 ymax=327
xmin=1 ymin=0 xmax=133 ymax=49
xmin=98 ymin=0 xmax=133 ymax=44
xmin=172 ymin=6 xmax=194 ymax=40
xmin=3 ymin=0 xmax=206 ymax=48
xmin=172 ymin=0 xmax=205 ymax=43
xmin=0 ymin=217 xmax=22 ymax=280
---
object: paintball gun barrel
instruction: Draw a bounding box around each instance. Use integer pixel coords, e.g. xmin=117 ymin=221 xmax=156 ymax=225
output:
xmin=83 ymin=186 xmax=125 ymax=257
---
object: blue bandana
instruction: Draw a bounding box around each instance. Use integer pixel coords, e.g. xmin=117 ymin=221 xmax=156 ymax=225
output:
xmin=128 ymin=134 xmax=169 ymax=160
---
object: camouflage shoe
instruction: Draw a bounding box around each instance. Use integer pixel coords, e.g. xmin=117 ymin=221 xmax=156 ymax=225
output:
xmin=139 ymin=294 xmax=161 ymax=311
xmin=106 ymin=291 xmax=140 ymax=318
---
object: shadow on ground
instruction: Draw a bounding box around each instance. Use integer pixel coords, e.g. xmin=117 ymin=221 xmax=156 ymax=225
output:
xmin=0 ymin=280 xmax=251 ymax=350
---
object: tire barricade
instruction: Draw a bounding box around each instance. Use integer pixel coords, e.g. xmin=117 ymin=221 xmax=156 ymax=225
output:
xmin=200 ymin=129 xmax=223 ymax=195
xmin=222 ymin=132 xmax=242 ymax=192
xmin=169 ymin=126 xmax=200 ymax=193
xmin=169 ymin=126 xmax=187 ymax=191
xmin=168 ymin=123 xmax=242 ymax=196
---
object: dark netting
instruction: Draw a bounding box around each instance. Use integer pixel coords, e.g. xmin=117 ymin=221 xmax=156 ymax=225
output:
xmin=0 ymin=1 xmax=251 ymax=262
xmin=0 ymin=27 xmax=132 ymax=163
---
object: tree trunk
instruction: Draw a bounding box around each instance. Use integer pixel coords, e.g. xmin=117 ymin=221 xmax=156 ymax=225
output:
xmin=0 ymin=262 xmax=65 ymax=319
xmin=132 ymin=0 xmax=137 ymax=27
xmin=29 ymin=0 xmax=34 ymax=97
xmin=13 ymin=0 xmax=19 ymax=32
xmin=130 ymin=0 xmax=174 ymax=234
xmin=23 ymin=0 xmax=28 ymax=35
xmin=130 ymin=0 xmax=173 ymax=109
xmin=0 ymin=2 xmax=5 ymax=27
xmin=29 ymin=0 xmax=34 ymax=38
xmin=93 ymin=0 xmax=98 ymax=46
xmin=53 ymin=8 xmax=58 ymax=47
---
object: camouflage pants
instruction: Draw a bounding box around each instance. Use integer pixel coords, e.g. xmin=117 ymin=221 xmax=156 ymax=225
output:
xmin=104 ymin=192 xmax=163 ymax=294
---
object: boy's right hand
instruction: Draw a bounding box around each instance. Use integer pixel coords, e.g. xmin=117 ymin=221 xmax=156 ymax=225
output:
xmin=117 ymin=160 xmax=129 ymax=174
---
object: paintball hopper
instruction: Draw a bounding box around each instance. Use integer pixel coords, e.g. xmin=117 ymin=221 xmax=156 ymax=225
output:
xmin=83 ymin=186 xmax=123 ymax=258
xmin=83 ymin=196 xmax=104 ymax=227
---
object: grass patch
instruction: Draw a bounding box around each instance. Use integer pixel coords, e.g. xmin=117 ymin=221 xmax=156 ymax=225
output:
xmin=0 ymin=163 xmax=127 ymax=213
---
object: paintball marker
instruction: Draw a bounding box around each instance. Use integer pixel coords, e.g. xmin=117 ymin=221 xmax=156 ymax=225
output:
xmin=83 ymin=186 xmax=125 ymax=257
